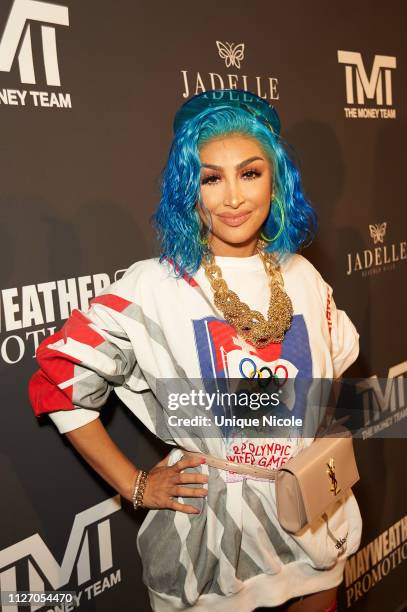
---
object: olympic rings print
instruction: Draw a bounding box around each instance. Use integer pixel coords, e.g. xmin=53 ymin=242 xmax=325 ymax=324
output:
xmin=239 ymin=357 xmax=288 ymax=389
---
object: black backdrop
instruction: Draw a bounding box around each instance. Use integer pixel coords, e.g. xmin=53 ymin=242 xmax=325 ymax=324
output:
xmin=0 ymin=1 xmax=406 ymax=610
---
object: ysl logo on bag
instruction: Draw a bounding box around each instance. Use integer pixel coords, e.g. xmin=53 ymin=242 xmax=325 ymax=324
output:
xmin=326 ymin=457 xmax=341 ymax=495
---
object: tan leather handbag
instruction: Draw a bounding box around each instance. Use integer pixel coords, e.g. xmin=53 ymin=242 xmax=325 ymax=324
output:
xmin=274 ymin=425 xmax=360 ymax=532
xmin=181 ymin=424 xmax=359 ymax=535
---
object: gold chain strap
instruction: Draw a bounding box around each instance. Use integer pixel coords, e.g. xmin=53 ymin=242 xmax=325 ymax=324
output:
xmin=201 ymin=239 xmax=293 ymax=348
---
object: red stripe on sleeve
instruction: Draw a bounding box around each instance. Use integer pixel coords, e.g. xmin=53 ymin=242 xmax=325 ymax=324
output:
xmin=28 ymin=369 xmax=75 ymax=417
xmin=63 ymin=309 xmax=105 ymax=348
xmin=35 ymin=329 xmax=80 ymax=387
xmin=90 ymin=293 xmax=133 ymax=312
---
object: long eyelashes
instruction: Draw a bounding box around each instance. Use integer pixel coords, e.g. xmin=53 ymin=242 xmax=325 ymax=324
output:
xmin=201 ymin=169 xmax=261 ymax=186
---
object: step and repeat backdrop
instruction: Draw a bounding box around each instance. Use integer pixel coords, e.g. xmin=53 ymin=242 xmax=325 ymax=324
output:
xmin=0 ymin=1 xmax=406 ymax=610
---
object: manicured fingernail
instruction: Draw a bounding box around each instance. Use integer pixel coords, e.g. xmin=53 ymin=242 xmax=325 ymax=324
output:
xmin=200 ymin=458 xmax=206 ymax=464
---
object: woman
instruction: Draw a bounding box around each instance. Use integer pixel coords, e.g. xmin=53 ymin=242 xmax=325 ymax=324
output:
xmin=28 ymin=89 xmax=362 ymax=612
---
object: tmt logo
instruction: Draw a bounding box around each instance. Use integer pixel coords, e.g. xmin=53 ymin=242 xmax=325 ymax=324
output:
xmin=356 ymin=362 xmax=407 ymax=437
xmin=337 ymin=51 xmax=396 ymax=120
xmin=0 ymin=0 xmax=69 ymax=86
xmin=0 ymin=496 xmax=121 ymax=612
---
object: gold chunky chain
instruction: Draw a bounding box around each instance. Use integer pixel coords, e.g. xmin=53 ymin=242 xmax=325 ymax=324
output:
xmin=201 ymin=239 xmax=293 ymax=348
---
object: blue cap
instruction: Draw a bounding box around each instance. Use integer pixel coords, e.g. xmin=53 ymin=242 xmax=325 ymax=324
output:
xmin=173 ymin=88 xmax=281 ymax=137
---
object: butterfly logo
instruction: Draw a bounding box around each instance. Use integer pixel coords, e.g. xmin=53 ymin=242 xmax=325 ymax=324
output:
xmin=216 ymin=41 xmax=245 ymax=69
xmin=369 ymin=222 xmax=387 ymax=244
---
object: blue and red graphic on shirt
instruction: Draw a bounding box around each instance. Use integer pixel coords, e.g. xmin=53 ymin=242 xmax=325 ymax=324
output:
xmin=193 ymin=314 xmax=312 ymax=379
xmin=192 ymin=314 xmax=313 ymax=477
xmin=192 ymin=314 xmax=313 ymax=427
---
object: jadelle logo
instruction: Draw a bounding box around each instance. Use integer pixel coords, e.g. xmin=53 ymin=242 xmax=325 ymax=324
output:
xmin=337 ymin=50 xmax=396 ymax=120
xmin=369 ymin=222 xmax=387 ymax=244
xmin=216 ymin=41 xmax=245 ymax=69
xmin=346 ymin=222 xmax=406 ymax=277
xmin=181 ymin=40 xmax=279 ymax=101
xmin=0 ymin=0 xmax=71 ymax=109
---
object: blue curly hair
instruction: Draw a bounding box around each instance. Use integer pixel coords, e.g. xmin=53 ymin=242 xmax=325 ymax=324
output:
xmin=152 ymin=97 xmax=317 ymax=278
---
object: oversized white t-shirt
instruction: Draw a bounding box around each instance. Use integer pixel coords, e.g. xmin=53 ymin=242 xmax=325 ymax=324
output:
xmin=29 ymin=252 xmax=362 ymax=612
xmin=48 ymin=252 xmax=359 ymax=434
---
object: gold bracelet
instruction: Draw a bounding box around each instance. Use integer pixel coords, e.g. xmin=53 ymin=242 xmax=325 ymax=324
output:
xmin=132 ymin=469 xmax=148 ymax=510
xmin=131 ymin=470 xmax=142 ymax=502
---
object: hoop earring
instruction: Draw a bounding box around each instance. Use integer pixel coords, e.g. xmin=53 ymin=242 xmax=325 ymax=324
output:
xmin=260 ymin=196 xmax=285 ymax=243
xmin=199 ymin=232 xmax=208 ymax=246
xmin=199 ymin=222 xmax=210 ymax=246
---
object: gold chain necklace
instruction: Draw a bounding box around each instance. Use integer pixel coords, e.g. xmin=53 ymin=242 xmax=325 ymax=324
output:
xmin=201 ymin=239 xmax=293 ymax=348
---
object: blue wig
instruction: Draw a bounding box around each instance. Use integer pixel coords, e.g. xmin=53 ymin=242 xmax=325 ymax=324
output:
xmin=152 ymin=98 xmax=317 ymax=278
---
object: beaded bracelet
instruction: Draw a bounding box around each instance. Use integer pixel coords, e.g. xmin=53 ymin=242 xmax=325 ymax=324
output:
xmin=132 ymin=469 xmax=148 ymax=510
